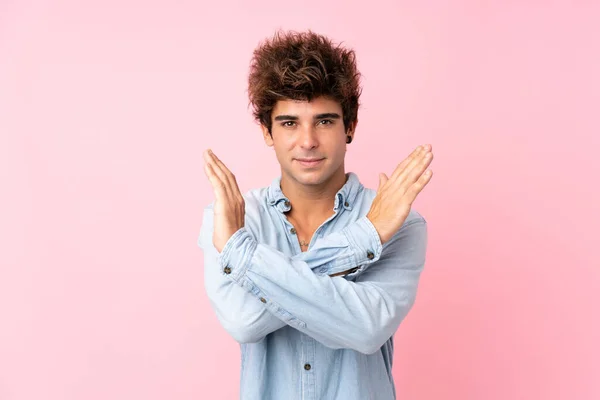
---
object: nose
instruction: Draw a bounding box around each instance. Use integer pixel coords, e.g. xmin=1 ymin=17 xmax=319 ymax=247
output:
xmin=298 ymin=126 xmax=318 ymax=150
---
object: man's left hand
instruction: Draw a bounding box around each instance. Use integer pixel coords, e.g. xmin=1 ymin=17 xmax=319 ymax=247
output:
xmin=203 ymin=149 xmax=245 ymax=252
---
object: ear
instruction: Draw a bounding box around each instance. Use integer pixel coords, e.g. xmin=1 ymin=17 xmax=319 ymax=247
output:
xmin=346 ymin=119 xmax=358 ymax=142
xmin=261 ymin=124 xmax=274 ymax=147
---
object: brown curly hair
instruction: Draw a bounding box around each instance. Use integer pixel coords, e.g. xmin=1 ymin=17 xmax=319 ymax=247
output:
xmin=247 ymin=30 xmax=362 ymax=134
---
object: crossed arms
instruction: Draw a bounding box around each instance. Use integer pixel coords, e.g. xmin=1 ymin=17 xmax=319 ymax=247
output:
xmin=198 ymin=206 xmax=427 ymax=355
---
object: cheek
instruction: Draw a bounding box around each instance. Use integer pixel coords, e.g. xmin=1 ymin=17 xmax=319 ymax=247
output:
xmin=273 ymin=136 xmax=296 ymax=152
xmin=271 ymin=141 xmax=292 ymax=162
xmin=333 ymin=145 xmax=347 ymax=160
xmin=326 ymin=138 xmax=347 ymax=157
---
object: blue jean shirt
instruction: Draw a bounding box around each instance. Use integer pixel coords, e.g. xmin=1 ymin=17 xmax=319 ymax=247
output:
xmin=198 ymin=172 xmax=428 ymax=400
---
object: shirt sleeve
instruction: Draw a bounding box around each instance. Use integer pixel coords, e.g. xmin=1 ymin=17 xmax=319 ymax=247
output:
xmin=218 ymin=216 xmax=427 ymax=355
xmin=198 ymin=206 xmax=384 ymax=344
xmin=198 ymin=206 xmax=287 ymax=343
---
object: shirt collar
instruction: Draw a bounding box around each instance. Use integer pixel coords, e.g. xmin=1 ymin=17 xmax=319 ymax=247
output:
xmin=267 ymin=172 xmax=363 ymax=213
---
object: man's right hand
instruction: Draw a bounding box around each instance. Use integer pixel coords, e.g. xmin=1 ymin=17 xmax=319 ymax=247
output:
xmin=366 ymin=144 xmax=434 ymax=244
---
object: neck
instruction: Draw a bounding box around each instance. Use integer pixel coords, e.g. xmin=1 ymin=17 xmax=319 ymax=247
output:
xmin=280 ymin=167 xmax=348 ymax=226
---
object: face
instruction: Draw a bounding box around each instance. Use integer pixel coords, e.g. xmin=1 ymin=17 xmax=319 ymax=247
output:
xmin=262 ymin=96 xmax=356 ymax=188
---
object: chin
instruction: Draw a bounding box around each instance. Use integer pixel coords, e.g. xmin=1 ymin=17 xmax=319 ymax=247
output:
xmin=297 ymin=176 xmax=327 ymax=186
xmin=296 ymin=169 xmax=338 ymax=187
xmin=284 ymin=168 xmax=326 ymax=186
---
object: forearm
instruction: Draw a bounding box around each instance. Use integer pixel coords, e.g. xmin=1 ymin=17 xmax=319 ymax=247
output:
xmin=219 ymin=217 xmax=427 ymax=354
xmin=199 ymin=208 xmax=287 ymax=343
xmin=199 ymin=208 xmax=378 ymax=343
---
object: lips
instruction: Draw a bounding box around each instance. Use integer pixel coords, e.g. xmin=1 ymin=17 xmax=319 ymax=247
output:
xmin=295 ymin=158 xmax=325 ymax=168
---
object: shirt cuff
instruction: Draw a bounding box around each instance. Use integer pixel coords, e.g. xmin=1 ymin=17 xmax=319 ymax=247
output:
xmin=217 ymin=227 xmax=257 ymax=281
xmin=325 ymin=216 xmax=383 ymax=278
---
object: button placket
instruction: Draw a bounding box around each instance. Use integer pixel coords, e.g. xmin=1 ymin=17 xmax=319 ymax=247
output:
xmin=301 ymin=335 xmax=316 ymax=396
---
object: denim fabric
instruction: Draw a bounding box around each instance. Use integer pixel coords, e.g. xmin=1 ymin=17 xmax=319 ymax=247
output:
xmin=198 ymin=172 xmax=428 ymax=400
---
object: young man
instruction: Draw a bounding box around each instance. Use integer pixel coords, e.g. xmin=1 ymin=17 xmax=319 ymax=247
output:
xmin=198 ymin=30 xmax=434 ymax=400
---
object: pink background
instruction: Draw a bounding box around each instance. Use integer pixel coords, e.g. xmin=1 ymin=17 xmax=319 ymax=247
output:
xmin=1 ymin=1 xmax=599 ymax=399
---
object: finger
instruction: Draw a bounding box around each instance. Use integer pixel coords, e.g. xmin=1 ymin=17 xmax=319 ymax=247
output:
xmin=204 ymin=150 xmax=234 ymax=198
xmin=207 ymin=150 xmax=238 ymax=195
xmin=204 ymin=162 xmax=228 ymax=202
xmin=390 ymin=145 xmax=426 ymax=181
xmin=403 ymin=151 xmax=433 ymax=187
xmin=378 ymin=173 xmax=389 ymax=192
xmin=394 ymin=147 xmax=433 ymax=187
xmin=402 ymin=169 xmax=433 ymax=205
xmin=209 ymin=150 xmax=242 ymax=197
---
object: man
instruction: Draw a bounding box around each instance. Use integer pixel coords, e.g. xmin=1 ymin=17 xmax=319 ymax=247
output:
xmin=198 ymin=30 xmax=433 ymax=400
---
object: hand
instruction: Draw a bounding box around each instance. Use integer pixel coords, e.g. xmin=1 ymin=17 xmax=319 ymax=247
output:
xmin=203 ymin=149 xmax=245 ymax=252
xmin=366 ymin=144 xmax=434 ymax=244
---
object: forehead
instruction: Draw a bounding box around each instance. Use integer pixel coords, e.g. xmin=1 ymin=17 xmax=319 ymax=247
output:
xmin=272 ymin=96 xmax=343 ymax=117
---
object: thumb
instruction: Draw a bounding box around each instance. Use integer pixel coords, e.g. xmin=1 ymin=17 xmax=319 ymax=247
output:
xmin=378 ymin=173 xmax=389 ymax=191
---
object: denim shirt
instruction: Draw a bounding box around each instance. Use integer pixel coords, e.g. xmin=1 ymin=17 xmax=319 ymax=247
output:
xmin=197 ymin=172 xmax=428 ymax=400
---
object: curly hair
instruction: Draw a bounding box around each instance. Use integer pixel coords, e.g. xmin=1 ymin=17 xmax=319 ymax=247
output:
xmin=247 ymin=30 xmax=362 ymax=134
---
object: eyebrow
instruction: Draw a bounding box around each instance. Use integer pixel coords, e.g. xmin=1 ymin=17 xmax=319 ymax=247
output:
xmin=273 ymin=113 xmax=342 ymax=121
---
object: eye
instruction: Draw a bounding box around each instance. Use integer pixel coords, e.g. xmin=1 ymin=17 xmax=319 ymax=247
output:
xmin=318 ymin=119 xmax=334 ymax=125
xmin=282 ymin=121 xmax=296 ymax=127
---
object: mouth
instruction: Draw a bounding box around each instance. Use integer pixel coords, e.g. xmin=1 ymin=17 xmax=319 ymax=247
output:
xmin=294 ymin=158 xmax=325 ymax=168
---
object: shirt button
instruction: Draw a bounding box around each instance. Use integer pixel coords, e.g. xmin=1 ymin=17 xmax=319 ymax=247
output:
xmin=304 ymin=363 xmax=311 ymax=371
xmin=344 ymin=201 xmax=349 ymax=207
xmin=259 ymin=297 xmax=267 ymax=303
xmin=290 ymin=228 xmax=297 ymax=235
xmin=223 ymin=266 xmax=232 ymax=274
xmin=366 ymin=251 xmax=375 ymax=260
xmin=284 ymin=200 xmax=291 ymax=207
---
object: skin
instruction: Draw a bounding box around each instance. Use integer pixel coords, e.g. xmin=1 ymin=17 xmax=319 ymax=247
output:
xmin=203 ymin=96 xmax=434 ymax=253
xmin=260 ymin=97 xmax=356 ymax=242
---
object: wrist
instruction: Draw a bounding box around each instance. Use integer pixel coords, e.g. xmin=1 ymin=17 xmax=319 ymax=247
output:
xmin=366 ymin=213 xmax=387 ymax=244
xmin=214 ymin=223 xmax=245 ymax=252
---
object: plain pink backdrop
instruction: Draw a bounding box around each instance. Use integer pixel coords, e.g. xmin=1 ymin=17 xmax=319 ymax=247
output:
xmin=1 ymin=1 xmax=599 ymax=399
